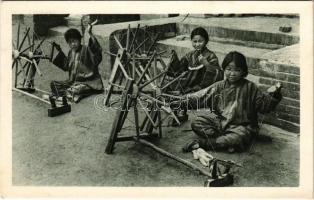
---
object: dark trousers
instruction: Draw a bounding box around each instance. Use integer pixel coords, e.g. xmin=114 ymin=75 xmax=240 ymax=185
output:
xmin=50 ymin=80 xmax=72 ymax=97
xmin=191 ymin=114 xmax=256 ymax=151
xmin=50 ymin=80 xmax=100 ymax=102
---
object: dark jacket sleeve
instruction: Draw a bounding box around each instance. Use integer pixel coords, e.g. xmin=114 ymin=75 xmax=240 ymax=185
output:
xmin=205 ymin=52 xmax=220 ymax=71
xmin=254 ymin=85 xmax=282 ymax=114
xmin=86 ymin=34 xmax=103 ymax=67
xmin=166 ymin=50 xmax=188 ymax=77
xmin=52 ymin=51 xmax=69 ymax=71
xmin=199 ymin=53 xmax=223 ymax=88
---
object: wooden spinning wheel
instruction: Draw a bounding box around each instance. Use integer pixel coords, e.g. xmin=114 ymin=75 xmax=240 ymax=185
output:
xmin=12 ymin=23 xmax=71 ymax=117
xmin=104 ymin=24 xmax=214 ymax=179
xmin=104 ymin=24 xmax=188 ymax=152
xmin=104 ymin=24 xmax=242 ymax=184
xmin=12 ymin=23 xmax=52 ymax=91
xmin=104 ymin=24 xmax=169 ymax=105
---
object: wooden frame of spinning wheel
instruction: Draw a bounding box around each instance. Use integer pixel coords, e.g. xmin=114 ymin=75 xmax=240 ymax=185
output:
xmin=12 ymin=23 xmax=54 ymax=105
xmin=103 ymin=24 xmax=215 ymax=178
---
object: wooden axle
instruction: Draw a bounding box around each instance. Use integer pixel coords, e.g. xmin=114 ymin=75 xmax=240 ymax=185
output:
xmin=13 ymin=87 xmax=50 ymax=104
xmin=135 ymin=137 xmax=212 ymax=177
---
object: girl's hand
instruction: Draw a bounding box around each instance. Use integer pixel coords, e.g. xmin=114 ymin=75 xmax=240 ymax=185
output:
xmin=198 ymin=54 xmax=204 ymax=61
xmin=198 ymin=54 xmax=208 ymax=65
xmin=87 ymin=19 xmax=98 ymax=35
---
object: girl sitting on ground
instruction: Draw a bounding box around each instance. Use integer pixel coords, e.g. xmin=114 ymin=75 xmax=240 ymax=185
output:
xmin=166 ymin=27 xmax=223 ymax=125
xmin=175 ymin=51 xmax=282 ymax=153
xmin=50 ymin=23 xmax=103 ymax=103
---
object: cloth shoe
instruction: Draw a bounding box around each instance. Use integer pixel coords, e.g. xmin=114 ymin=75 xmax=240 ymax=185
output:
xmin=182 ymin=140 xmax=200 ymax=153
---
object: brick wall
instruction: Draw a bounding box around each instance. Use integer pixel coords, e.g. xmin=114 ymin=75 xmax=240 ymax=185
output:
xmin=250 ymin=60 xmax=300 ymax=132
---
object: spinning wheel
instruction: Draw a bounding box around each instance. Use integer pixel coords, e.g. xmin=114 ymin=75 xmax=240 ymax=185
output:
xmin=103 ymin=24 xmax=210 ymax=179
xmin=12 ymin=23 xmax=51 ymax=91
xmin=104 ymin=24 xmax=169 ymax=105
xmin=105 ymin=24 xmax=188 ymax=153
xmin=104 ymin=24 xmax=242 ymax=185
xmin=12 ymin=23 xmax=71 ymax=117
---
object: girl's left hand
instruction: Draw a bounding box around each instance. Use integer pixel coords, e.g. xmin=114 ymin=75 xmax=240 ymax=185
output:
xmin=198 ymin=54 xmax=207 ymax=65
xmin=87 ymin=20 xmax=98 ymax=35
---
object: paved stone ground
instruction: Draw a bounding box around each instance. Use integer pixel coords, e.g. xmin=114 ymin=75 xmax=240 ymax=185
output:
xmin=12 ymin=90 xmax=300 ymax=186
xmin=12 ymin=17 xmax=299 ymax=187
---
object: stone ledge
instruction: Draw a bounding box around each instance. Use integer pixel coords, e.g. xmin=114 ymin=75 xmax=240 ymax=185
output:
xmin=179 ymin=16 xmax=299 ymax=36
xmin=261 ymin=44 xmax=299 ymax=66
xmin=177 ymin=24 xmax=298 ymax=46
xmin=281 ymin=97 xmax=300 ymax=108
xmin=276 ymin=112 xmax=300 ymax=124
xmin=263 ymin=115 xmax=300 ymax=133
xmin=250 ymin=69 xmax=300 ymax=83
xmin=277 ymin=104 xmax=300 ymax=116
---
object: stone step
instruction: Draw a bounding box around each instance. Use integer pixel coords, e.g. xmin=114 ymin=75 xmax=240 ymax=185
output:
xmin=176 ymin=16 xmax=299 ymax=46
xmin=175 ymin=34 xmax=286 ymax=50
xmin=263 ymin=114 xmax=300 ymax=133
xmin=157 ymin=37 xmax=272 ymax=66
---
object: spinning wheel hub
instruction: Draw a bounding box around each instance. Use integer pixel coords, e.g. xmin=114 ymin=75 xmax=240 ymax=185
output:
xmin=13 ymin=49 xmax=20 ymax=59
xmin=28 ymin=51 xmax=34 ymax=59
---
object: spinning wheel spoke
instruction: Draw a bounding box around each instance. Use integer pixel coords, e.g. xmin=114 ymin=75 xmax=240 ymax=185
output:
xmin=136 ymin=51 xmax=156 ymax=85
xmin=20 ymin=44 xmax=34 ymax=54
xmin=146 ymin=33 xmax=159 ymax=56
xmin=17 ymin=23 xmax=20 ymax=49
xmin=143 ymin=26 xmax=146 ymax=52
xmin=126 ymin=24 xmax=130 ymax=51
xmin=160 ymin=92 xmax=182 ymax=100
xmin=133 ymin=37 xmax=150 ymax=54
xmin=152 ymin=55 xmax=157 ymax=84
xmin=137 ymin=98 xmax=158 ymax=127
xmin=17 ymin=62 xmax=30 ymax=76
xmin=143 ymin=27 xmax=155 ymax=41
xmin=138 ymin=93 xmax=180 ymax=126
xmin=129 ymin=24 xmax=140 ymax=52
xmin=14 ymin=61 xmax=18 ymax=88
xmin=139 ymin=71 xmax=166 ymax=90
xmin=132 ymin=53 xmax=136 ymax=79
xmin=104 ymin=51 xmax=117 ymax=57
xmin=12 ymin=59 xmax=17 ymax=69
xmin=35 ymin=37 xmax=46 ymax=52
xmin=117 ymin=59 xmax=131 ymax=80
xmin=159 ymin=105 xmax=180 ymax=125
xmin=17 ymin=59 xmax=27 ymax=77
xmin=32 ymin=59 xmax=42 ymax=76
xmin=161 ymin=71 xmax=187 ymax=90
xmin=27 ymin=32 xmax=32 ymax=50
xmin=139 ymin=92 xmax=166 ymax=106
xmin=113 ymin=35 xmax=124 ymax=50
xmin=12 ymin=41 xmax=17 ymax=50
xmin=18 ymin=27 xmax=30 ymax=51
xmin=157 ymin=57 xmax=171 ymax=87
xmin=32 ymin=32 xmax=35 ymax=51
xmin=137 ymin=63 xmax=153 ymax=82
